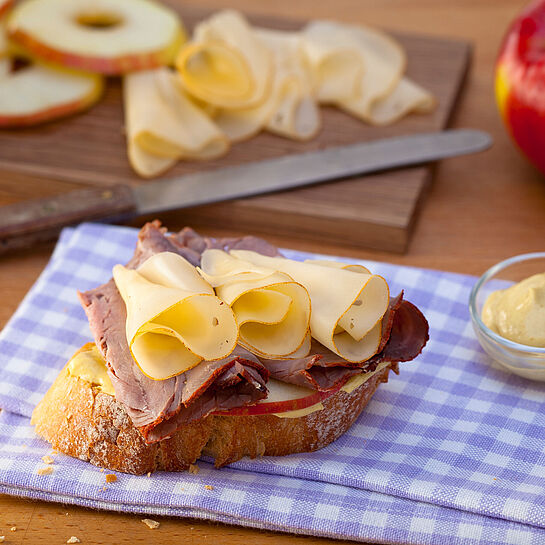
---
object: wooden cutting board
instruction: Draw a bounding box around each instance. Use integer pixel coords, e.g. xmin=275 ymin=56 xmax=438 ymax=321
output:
xmin=0 ymin=6 xmax=471 ymax=253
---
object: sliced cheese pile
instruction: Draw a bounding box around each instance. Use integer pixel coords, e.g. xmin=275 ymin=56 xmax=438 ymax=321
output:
xmin=124 ymin=67 xmax=228 ymax=178
xmin=229 ymin=251 xmax=389 ymax=362
xmin=199 ymin=249 xmax=311 ymax=359
xmin=122 ymin=9 xmax=436 ymax=177
xmin=113 ymin=252 xmax=238 ymax=380
xmin=301 ymin=20 xmax=435 ymax=125
xmin=176 ymin=10 xmax=273 ymax=110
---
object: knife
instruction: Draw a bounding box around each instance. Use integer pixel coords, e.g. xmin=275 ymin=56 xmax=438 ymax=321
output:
xmin=0 ymin=128 xmax=491 ymax=253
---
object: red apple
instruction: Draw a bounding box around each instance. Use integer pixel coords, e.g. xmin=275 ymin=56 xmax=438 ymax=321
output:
xmin=496 ymin=0 xmax=545 ymax=174
xmin=213 ymin=378 xmax=341 ymax=416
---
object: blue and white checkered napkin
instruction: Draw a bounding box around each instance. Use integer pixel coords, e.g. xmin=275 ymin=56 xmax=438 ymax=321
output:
xmin=1 ymin=223 xmax=544 ymax=545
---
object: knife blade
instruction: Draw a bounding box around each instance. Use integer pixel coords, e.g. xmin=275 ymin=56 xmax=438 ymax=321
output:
xmin=0 ymin=128 xmax=491 ymax=253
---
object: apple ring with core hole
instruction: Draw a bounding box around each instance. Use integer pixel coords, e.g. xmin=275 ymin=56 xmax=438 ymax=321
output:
xmin=0 ymin=59 xmax=103 ymax=127
xmin=7 ymin=0 xmax=185 ymax=74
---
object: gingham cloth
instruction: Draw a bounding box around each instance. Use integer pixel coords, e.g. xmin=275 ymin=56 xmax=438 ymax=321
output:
xmin=0 ymin=223 xmax=544 ymax=545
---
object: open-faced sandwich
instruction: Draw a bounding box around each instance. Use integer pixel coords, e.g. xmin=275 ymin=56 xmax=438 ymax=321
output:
xmin=32 ymin=222 xmax=429 ymax=474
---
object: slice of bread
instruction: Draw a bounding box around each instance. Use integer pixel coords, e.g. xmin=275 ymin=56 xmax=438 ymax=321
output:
xmin=31 ymin=352 xmax=396 ymax=475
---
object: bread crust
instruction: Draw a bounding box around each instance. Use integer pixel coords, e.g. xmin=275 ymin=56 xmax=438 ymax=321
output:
xmin=32 ymin=351 xmax=396 ymax=475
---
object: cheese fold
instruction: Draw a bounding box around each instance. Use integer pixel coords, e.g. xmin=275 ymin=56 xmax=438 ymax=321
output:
xmin=210 ymin=28 xmax=320 ymax=142
xmin=300 ymin=22 xmax=364 ymax=103
xmin=230 ymin=251 xmax=389 ymax=363
xmin=199 ymin=249 xmax=311 ymax=359
xmin=176 ymin=10 xmax=273 ymax=110
xmin=363 ymin=76 xmax=436 ymax=126
xmin=123 ymin=67 xmax=228 ymax=177
xmin=302 ymin=20 xmax=406 ymax=120
xmin=113 ymin=252 xmax=238 ymax=380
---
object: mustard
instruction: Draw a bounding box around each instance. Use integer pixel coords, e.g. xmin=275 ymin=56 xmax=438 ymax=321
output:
xmin=67 ymin=345 xmax=115 ymax=396
xmin=482 ymin=273 xmax=545 ymax=347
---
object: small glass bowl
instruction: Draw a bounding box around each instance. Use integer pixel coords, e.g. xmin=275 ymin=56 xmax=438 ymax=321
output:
xmin=469 ymin=252 xmax=545 ymax=381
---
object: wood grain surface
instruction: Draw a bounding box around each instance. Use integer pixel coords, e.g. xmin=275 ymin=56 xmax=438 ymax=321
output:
xmin=0 ymin=4 xmax=470 ymax=253
xmin=1 ymin=0 xmax=545 ymax=544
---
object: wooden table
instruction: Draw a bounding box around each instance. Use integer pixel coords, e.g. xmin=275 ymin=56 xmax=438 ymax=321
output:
xmin=1 ymin=0 xmax=543 ymax=543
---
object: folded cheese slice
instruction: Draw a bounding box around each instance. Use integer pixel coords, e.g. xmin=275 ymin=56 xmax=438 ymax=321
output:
xmin=258 ymin=28 xmax=321 ymax=141
xmin=363 ymin=76 xmax=436 ymax=126
xmin=113 ymin=252 xmax=238 ymax=380
xmin=176 ymin=10 xmax=273 ymax=109
xmin=231 ymin=251 xmax=389 ymax=363
xmin=123 ymin=68 xmax=228 ymax=166
xmin=199 ymin=249 xmax=311 ymax=359
xmin=302 ymin=20 xmax=406 ymax=119
xmin=305 ymin=259 xmax=371 ymax=275
xmin=300 ymin=22 xmax=364 ymax=103
xmin=212 ymin=28 xmax=320 ymax=142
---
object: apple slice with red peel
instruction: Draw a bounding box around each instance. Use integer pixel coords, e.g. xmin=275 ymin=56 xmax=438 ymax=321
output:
xmin=213 ymin=378 xmax=341 ymax=417
xmin=0 ymin=61 xmax=103 ymax=127
xmin=0 ymin=0 xmax=13 ymax=19
xmin=7 ymin=0 xmax=184 ymax=75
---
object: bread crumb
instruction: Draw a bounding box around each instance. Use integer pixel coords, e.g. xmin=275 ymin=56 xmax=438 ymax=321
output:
xmin=102 ymin=487 xmax=107 ymax=492
xmin=10 ymin=526 xmax=16 ymax=532
xmin=147 ymin=472 xmax=151 ymax=478
xmin=188 ymin=464 xmax=200 ymax=475
xmin=67 ymin=537 xmax=81 ymax=544
xmin=142 ymin=519 xmax=160 ymax=529
xmin=41 ymin=455 xmax=54 ymax=464
xmin=100 ymin=468 xmax=104 ymax=473
xmin=105 ymin=474 xmax=117 ymax=483
xmin=37 ymin=467 xmax=54 ymax=476
xmin=204 ymin=485 xmax=214 ymax=490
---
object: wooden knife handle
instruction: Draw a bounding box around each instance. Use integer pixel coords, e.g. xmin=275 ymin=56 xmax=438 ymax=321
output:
xmin=0 ymin=185 xmax=137 ymax=254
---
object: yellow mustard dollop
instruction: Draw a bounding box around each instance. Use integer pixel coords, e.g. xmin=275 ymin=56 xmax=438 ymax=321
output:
xmin=67 ymin=345 xmax=115 ymax=396
xmin=482 ymin=272 xmax=545 ymax=348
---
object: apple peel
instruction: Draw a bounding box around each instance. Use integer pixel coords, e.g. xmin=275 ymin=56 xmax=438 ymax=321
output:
xmin=113 ymin=252 xmax=238 ymax=381
xmin=230 ymin=251 xmax=390 ymax=363
xmin=199 ymin=249 xmax=311 ymax=360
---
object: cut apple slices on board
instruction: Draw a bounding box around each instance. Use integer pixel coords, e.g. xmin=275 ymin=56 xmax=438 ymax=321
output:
xmin=0 ymin=61 xmax=103 ymax=127
xmin=7 ymin=0 xmax=185 ymax=74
